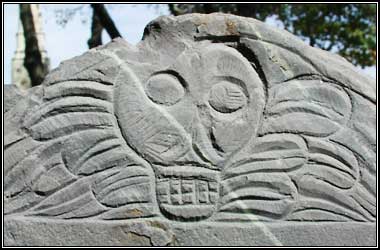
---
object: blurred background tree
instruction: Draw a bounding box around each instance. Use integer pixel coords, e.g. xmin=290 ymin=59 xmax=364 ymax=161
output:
xmin=52 ymin=4 xmax=122 ymax=48
xmin=19 ymin=3 xmax=122 ymax=85
xmin=168 ymin=3 xmax=376 ymax=67
xmin=87 ymin=4 xmax=122 ymax=48
xmin=19 ymin=4 xmax=49 ymax=86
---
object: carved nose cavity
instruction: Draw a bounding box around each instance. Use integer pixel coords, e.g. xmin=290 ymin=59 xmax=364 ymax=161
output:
xmin=208 ymin=81 xmax=247 ymax=113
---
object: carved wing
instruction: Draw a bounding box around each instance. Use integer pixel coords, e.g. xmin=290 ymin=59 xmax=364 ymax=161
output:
xmin=4 ymin=49 xmax=156 ymax=220
xmin=205 ymin=21 xmax=376 ymax=222
xmin=217 ymin=79 xmax=375 ymax=222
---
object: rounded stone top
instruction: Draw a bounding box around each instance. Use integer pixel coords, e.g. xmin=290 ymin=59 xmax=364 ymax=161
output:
xmin=139 ymin=13 xmax=375 ymax=103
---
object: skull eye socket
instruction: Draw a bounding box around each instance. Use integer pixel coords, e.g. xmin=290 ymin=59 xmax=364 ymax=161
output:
xmin=145 ymin=73 xmax=185 ymax=106
xmin=208 ymin=81 xmax=247 ymax=113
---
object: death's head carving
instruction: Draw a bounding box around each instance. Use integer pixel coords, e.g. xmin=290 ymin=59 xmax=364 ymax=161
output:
xmin=4 ymin=14 xmax=376 ymax=223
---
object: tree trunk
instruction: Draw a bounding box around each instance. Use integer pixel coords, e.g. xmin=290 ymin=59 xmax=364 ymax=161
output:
xmin=19 ymin=4 xmax=48 ymax=86
xmin=91 ymin=4 xmax=121 ymax=39
xmin=87 ymin=8 xmax=103 ymax=48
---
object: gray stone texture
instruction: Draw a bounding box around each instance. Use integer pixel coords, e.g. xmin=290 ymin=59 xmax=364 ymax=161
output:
xmin=4 ymin=13 xmax=376 ymax=246
xmin=3 ymin=85 xmax=26 ymax=113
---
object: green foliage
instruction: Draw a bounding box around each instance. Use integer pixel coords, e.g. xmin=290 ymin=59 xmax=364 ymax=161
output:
xmin=168 ymin=4 xmax=376 ymax=67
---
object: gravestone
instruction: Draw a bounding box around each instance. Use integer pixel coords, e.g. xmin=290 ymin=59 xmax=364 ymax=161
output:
xmin=4 ymin=13 xmax=376 ymax=246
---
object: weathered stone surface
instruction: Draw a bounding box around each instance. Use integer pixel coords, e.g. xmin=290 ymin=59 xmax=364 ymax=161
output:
xmin=3 ymin=85 xmax=26 ymax=113
xmin=4 ymin=13 xmax=376 ymax=246
xmin=4 ymin=217 xmax=376 ymax=246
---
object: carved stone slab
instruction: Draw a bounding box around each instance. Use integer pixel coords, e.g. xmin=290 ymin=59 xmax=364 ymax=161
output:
xmin=4 ymin=13 xmax=376 ymax=246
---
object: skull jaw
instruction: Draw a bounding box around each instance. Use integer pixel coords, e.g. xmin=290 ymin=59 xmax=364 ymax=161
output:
xmin=153 ymin=165 xmax=220 ymax=221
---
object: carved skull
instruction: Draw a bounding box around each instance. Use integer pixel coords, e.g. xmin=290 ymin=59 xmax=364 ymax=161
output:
xmin=114 ymin=43 xmax=265 ymax=219
xmin=4 ymin=14 xmax=376 ymax=224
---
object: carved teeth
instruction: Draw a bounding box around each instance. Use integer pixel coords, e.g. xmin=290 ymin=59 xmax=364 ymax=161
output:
xmin=153 ymin=165 xmax=220 ymax=220
xmin=156 ymin=178 xmax=218 ymax=205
